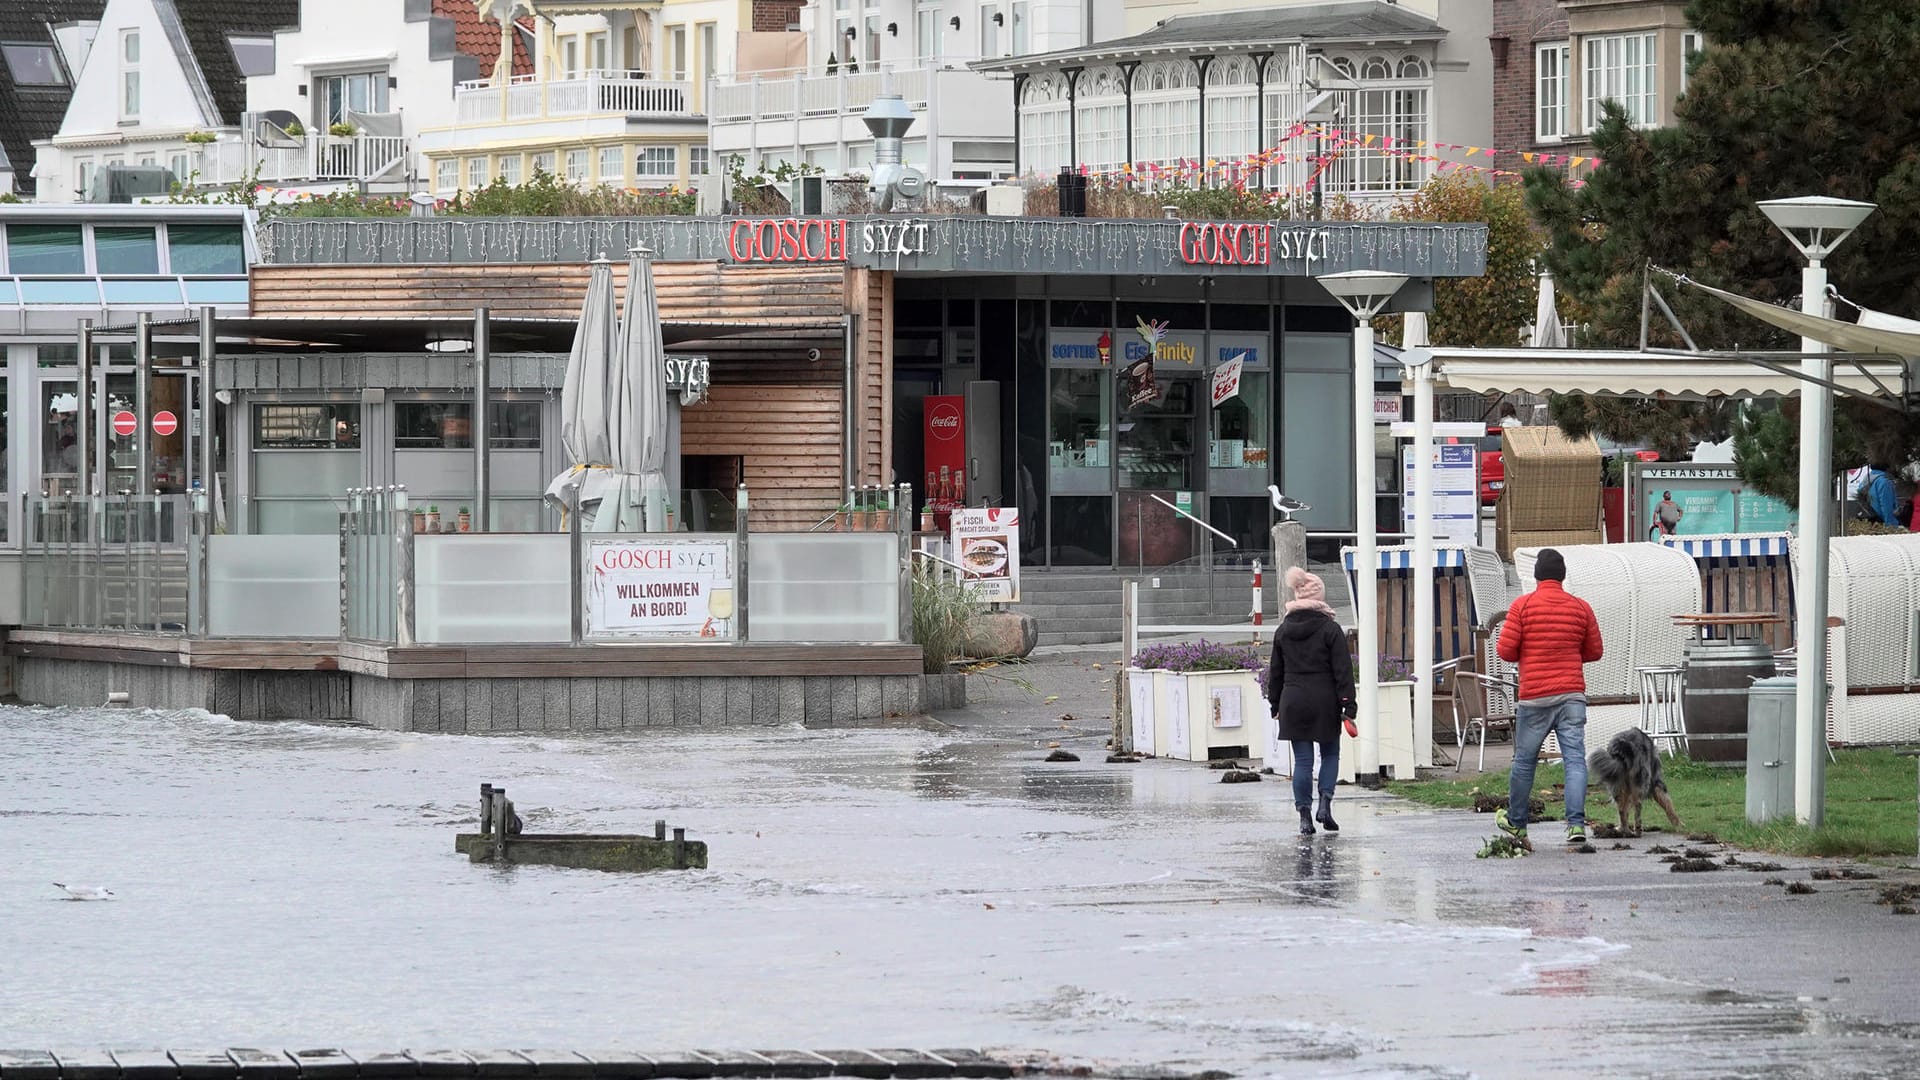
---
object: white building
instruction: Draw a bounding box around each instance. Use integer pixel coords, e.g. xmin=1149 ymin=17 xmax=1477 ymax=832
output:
xmin=33 ymin=0 xmax=519 ymax=203
xmin=974 ymin=0 xmax=1493 ymax=202
xmin=707 ymin=0 xmax=1117 ymax=181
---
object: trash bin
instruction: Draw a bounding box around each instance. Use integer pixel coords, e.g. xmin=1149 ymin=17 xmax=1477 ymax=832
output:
xmin=1745 ymin=676 xmax=1797 ymax=823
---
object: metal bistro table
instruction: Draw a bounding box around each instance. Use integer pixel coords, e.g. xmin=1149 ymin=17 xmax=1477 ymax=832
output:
xmin=1673 ymin=612 xmax=1787 ymax=766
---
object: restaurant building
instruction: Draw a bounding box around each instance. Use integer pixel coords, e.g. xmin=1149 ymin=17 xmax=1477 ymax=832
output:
xmin=251 ymin=213 xmax=1486 ymax=570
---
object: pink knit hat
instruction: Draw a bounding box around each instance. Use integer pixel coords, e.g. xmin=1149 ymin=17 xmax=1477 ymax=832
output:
xmin=1286 ymin=565 xmax=1326 ymax=602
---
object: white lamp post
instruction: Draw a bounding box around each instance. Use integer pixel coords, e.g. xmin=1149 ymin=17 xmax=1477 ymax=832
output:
xmin=1757 ymin=194 xmax=1876 ymax=829
xmin=1317 ymin=270 xmax=1408 ymax=784
xmin=1399 ymin=318 xmax=1436 ymax=761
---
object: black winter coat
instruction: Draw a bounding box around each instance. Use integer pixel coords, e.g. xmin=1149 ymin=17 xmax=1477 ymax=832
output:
xmin=1268 ymin=609 xmax=1356 ymax=743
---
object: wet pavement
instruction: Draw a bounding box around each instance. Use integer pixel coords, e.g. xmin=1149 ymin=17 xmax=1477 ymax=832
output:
xmin=3 ymin=649 xmax=1917 ymax=1080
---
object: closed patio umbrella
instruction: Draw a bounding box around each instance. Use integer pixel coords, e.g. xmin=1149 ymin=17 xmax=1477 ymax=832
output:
xmin=591 ymin=245 xmax=672 ymax=532
xmin=543 ymin=255 xmax=619 ymax=519
xmin=1529 ymin=268 xmax=1567 ymax=349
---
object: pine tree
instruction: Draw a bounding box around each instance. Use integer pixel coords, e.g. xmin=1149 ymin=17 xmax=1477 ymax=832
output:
xmin=1525 ymin=0 xmax=1920 ymax=503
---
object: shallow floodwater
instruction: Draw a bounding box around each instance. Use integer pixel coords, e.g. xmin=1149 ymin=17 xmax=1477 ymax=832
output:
xmin=0 ymin=706 xmax=1910 ymax=1079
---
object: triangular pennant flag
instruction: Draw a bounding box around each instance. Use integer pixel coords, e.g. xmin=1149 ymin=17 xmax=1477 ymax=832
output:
xmin=1570 ymin=156 xmax=1588 ymax=168
xmin=1465 ymin=146 xmax=1482 ymax=156
xmin=1521 ymin=152 xmax=1536 ymax=163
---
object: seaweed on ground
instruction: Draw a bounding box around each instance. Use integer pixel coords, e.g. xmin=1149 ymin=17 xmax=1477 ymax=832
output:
xmin=1670 ymin=857 xmax=1720 ymax=873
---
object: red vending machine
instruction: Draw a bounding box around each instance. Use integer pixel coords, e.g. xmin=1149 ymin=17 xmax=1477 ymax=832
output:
xmin=922 ymin=394 xmax=966 ymax=532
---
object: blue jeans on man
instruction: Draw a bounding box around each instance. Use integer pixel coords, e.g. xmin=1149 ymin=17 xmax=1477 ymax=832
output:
xmin=1290 ymin=738 xmax=1339 ymax=809
xmin=1507 ymin=697 xmax=1588 ymax=830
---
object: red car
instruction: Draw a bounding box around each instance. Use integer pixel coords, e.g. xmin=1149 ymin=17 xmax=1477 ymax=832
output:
xmin=1478 ymin=427 xmax=1504 ymax=506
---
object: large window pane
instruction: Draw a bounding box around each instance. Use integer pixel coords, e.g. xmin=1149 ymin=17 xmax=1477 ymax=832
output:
xmin=1209 ymin=368 xmax=1270 ymax=475
xmin=254 ymin=404 xmax=360 ymax=449
xmin=1118 ymin=372 xmax=1199 ymax=490
xmin=396 ymin=401 xmax=541 ymax=449
xmin=8 ymin=225 xmax=86 ymax=274
xmin=1047 ymin=367 xmax=1111 ymax=492
xmin=167 ymin=224 xmax=245 ymax=274
xmin=1281 ymin=336 xmax=1353 ymax=531
xmin=42 ymin=379 xmax=82 ymax=479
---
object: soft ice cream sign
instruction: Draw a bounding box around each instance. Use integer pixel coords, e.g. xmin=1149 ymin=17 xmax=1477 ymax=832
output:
xmin=585 ymin=537 xmax=738 ymax=640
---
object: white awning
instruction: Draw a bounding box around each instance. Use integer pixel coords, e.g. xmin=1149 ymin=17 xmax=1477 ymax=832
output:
xmin=1680 ymin=277 xmax=1920 ymax=359
xmin=1424 ymin=347 xmax=1908 ymax=398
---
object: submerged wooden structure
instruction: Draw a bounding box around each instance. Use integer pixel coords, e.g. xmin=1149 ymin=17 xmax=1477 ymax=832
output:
xmin=454 ymin=784 xmax=709 ymax=871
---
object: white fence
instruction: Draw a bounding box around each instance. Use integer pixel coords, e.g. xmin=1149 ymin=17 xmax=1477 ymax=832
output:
xmin=455 ymin=72 xmax=694 ymax=122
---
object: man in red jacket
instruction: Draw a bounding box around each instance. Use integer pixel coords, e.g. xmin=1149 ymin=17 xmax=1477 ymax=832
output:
xmin=1493 ymin=548 xmax=1603 ymax=850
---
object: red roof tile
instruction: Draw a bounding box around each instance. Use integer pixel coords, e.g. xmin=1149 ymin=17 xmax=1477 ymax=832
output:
xmin=435 ymin=0 xmax=534 ymax=78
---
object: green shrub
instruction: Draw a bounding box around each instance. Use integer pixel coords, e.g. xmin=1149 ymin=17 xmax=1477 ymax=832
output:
xmin=911 ymin=565 xmax=984 ymax=674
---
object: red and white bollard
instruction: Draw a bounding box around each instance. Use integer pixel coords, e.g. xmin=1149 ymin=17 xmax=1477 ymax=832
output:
xmin=1250 ymin=560 xmax=1263 ymax=635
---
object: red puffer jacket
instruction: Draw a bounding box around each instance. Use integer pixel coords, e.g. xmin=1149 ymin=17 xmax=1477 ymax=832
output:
xmin=1496 ymin=580 xmax=1603 ymax=699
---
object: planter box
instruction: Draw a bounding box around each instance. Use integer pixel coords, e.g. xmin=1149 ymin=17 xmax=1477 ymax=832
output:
xmin=1152 ymin=668 xmax=1260 ymax=762
xmin=1268 ymin=680 xmax=1417 ymax=783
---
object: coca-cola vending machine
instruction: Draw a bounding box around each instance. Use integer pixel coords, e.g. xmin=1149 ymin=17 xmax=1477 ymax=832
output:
xmin=923 ymin=394 xmax=966 ymax=530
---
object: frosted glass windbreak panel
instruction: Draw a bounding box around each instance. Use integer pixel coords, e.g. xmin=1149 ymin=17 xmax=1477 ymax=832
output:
xmin=253 ymin=499 xmax=344 ymax=535
xmin=748 ymin=533 xmax=901 ymax=642
xmin=207 ymin=534 xmax=338 ymax=638
xmin=416 ymin=534 xmax=570 ymax=643
xmin=253 ymin=451 xmax=360 ymax=497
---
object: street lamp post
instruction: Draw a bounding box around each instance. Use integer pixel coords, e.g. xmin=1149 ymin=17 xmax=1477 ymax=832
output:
xmin=1317 ymin=270 xmax=1408 ymax=785
xmin=1757 ymin=194 xmax=1877 ymax=829
xmin=1399 ymin=314 xmax=1436 ymax=758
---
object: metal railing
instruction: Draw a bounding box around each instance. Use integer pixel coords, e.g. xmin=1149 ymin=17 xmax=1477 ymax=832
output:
xmin=708 ymin=63 xmax=936 ymax=122
xmin=192 ymin=134 xmax=409 ymax=185
xmin=23 ymin=493 xmax=190 ymax=631
xmin=455 ymin=72 xmax=696 ymax=122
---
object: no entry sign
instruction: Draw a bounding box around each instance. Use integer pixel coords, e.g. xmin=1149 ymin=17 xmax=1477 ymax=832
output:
xmin=111 ymin=411 xmax=137 ymax=437
xmin=152 ymin=410 xmax=178 ymax=437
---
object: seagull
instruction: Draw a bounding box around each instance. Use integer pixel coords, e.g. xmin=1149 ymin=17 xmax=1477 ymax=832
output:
xmin=1268 ymin=485 xmax=1311 ymax=522
xmin=53 ymin=883 xmax=115 ymax=901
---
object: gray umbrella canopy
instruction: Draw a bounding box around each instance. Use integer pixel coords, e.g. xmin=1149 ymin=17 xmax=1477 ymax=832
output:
xmin=593 ymin=246 xmax=673 ymax=531
xmin=544 ymin=256 xmax=619 ymax=515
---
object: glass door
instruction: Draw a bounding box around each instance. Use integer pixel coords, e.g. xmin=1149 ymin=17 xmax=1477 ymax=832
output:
xmin=1116 ymin=371 xmax=1203 ymax=567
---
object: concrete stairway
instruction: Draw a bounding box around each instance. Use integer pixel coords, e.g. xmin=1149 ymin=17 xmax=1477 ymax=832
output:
xmin=1019 ymin=569 xmax=1270 ymax=647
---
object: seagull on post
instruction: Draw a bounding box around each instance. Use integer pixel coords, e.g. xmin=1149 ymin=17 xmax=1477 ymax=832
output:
xmin=1268 ymin=485 xmax=1311 ymax=522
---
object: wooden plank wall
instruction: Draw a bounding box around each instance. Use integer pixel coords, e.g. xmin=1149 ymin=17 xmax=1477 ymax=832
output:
xmin=845 ymin=267 xmax=893 ymax=489
xmin=1374 ymin=573 xmax=1478 ymax=668
xmin=681 ymin=385 xmax=842 ymax=530
xmin=1697 ymin=558 xmax=1796 ymax=652
xmin=250 ymin=262 xmax=847 ymax=327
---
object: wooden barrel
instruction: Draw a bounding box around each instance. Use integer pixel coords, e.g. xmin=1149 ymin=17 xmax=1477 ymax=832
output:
xmin=1682 ymin=639 xmax=1776 ymax=764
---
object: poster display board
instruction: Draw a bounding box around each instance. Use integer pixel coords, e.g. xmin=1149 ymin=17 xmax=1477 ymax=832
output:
xmin=1633 ymin=463 xmax=1796 ymax=539
xmin=952 ymin=508 xmax=1021 ymax=602
xmin=583 ymin=536 xmax=738 ymax=640
xmin=1401 ymin=444 xmax=1480 ymax=544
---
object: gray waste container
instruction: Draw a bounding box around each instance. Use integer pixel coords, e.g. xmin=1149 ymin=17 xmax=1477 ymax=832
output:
xmin=1745 ymin=676 xmax=1798 ymax=823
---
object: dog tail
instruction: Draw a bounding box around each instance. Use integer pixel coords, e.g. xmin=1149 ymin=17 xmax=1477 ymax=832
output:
xmin=1588 ymin=745 xmax=1628 ymax=788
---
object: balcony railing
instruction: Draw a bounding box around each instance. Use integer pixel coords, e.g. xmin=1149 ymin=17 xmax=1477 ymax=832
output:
xmin=192 ymin=133 xmax=409 ymax=186
xmin=709 ymin=64 xmax=932 ymax=123
xmin=454 ymin=71 xmax=697 ymax=123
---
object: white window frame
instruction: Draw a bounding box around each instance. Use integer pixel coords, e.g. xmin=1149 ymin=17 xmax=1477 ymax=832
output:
xmin=435 ymin=158 xmax=458 ymax=195
xmin=698 ymin=23 xmax=717 ymax=81
xmin=689 ymin=145 xmax=710 ymax=178
xmin=1680 ymin=30 xmax=1704 ymax=94
xmin=634 ymin=145 xmax=677 ymax=183
xmin=76 ymin=158 xmax=96 ymax=198
xmin=597 ymin=145 xmax=625 ymax=184
xmin=562 ymin=37 xmax=581 ymax=79
xmin=1010 ymin=1 xmax=1030 ymax=56
xmin=466 ymin=156 xmax=486 ymax=189
xmin=914 ymin=0 xmax=942 ymax=63
xmin=979 ymin=3 xmax=1002 ymax=58
xmin=1582 ymin=31 xmax=1658 ymax=131
xmin=668 ymin=26 xmax=687 ymax=81
xmin=531 ymin=150 xmax=555 ymax=177
xmin=861 ymin=3 xmax=880 ymax=67
xmin=495 ymin=153 xmax=521 ymax=185
xmin=565 ymin=148 xmax=589 ymax=183
xmin=119 ymin=29 xmax=140 ymax=121
xmin=1535 ymin=42 xmax=1569 ymax=142
xmin=588 ymin=31 xmax=609 ymax=74
xmin=168 ymin=151 xmax=189 ymax=182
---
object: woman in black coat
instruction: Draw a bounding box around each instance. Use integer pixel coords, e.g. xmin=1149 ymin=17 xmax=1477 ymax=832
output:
xmin=1269 ymin=567 xmax=1356 ymax=835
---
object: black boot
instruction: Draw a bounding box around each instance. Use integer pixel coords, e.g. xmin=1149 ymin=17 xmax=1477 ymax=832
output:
xmin=1298 ymin=806 xmax=1316 ymax=835
xmin=1316 ymin=794 xmax=1340 ymax=832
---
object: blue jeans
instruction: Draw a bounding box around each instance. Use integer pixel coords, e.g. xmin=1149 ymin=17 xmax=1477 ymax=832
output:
xmin=1508 ymin=698 xmax=1588 ymax=830
xmin=1291 ymin=738 xmax=1339 ymax=809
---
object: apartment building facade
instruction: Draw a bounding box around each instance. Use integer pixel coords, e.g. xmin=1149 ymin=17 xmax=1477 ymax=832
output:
xmin=1491 ymin=0 xmax=1701 ymax=159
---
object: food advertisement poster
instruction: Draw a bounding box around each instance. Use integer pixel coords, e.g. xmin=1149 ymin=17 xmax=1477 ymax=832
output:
xmin=952 ymin=507 xmax=1021 ymax=603
xmin=584 ymin=537 xmax=737 ymax=640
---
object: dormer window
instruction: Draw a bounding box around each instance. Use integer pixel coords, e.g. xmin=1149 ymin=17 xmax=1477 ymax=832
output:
xmin=1 ymin=43 xmax=65 ymax=85
xmin=229 ymin=35 xmax=276 ymax=78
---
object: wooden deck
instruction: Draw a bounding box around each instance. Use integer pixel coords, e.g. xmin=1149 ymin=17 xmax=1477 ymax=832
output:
xmin=5 ymin=629 xmax=923 ymax=680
